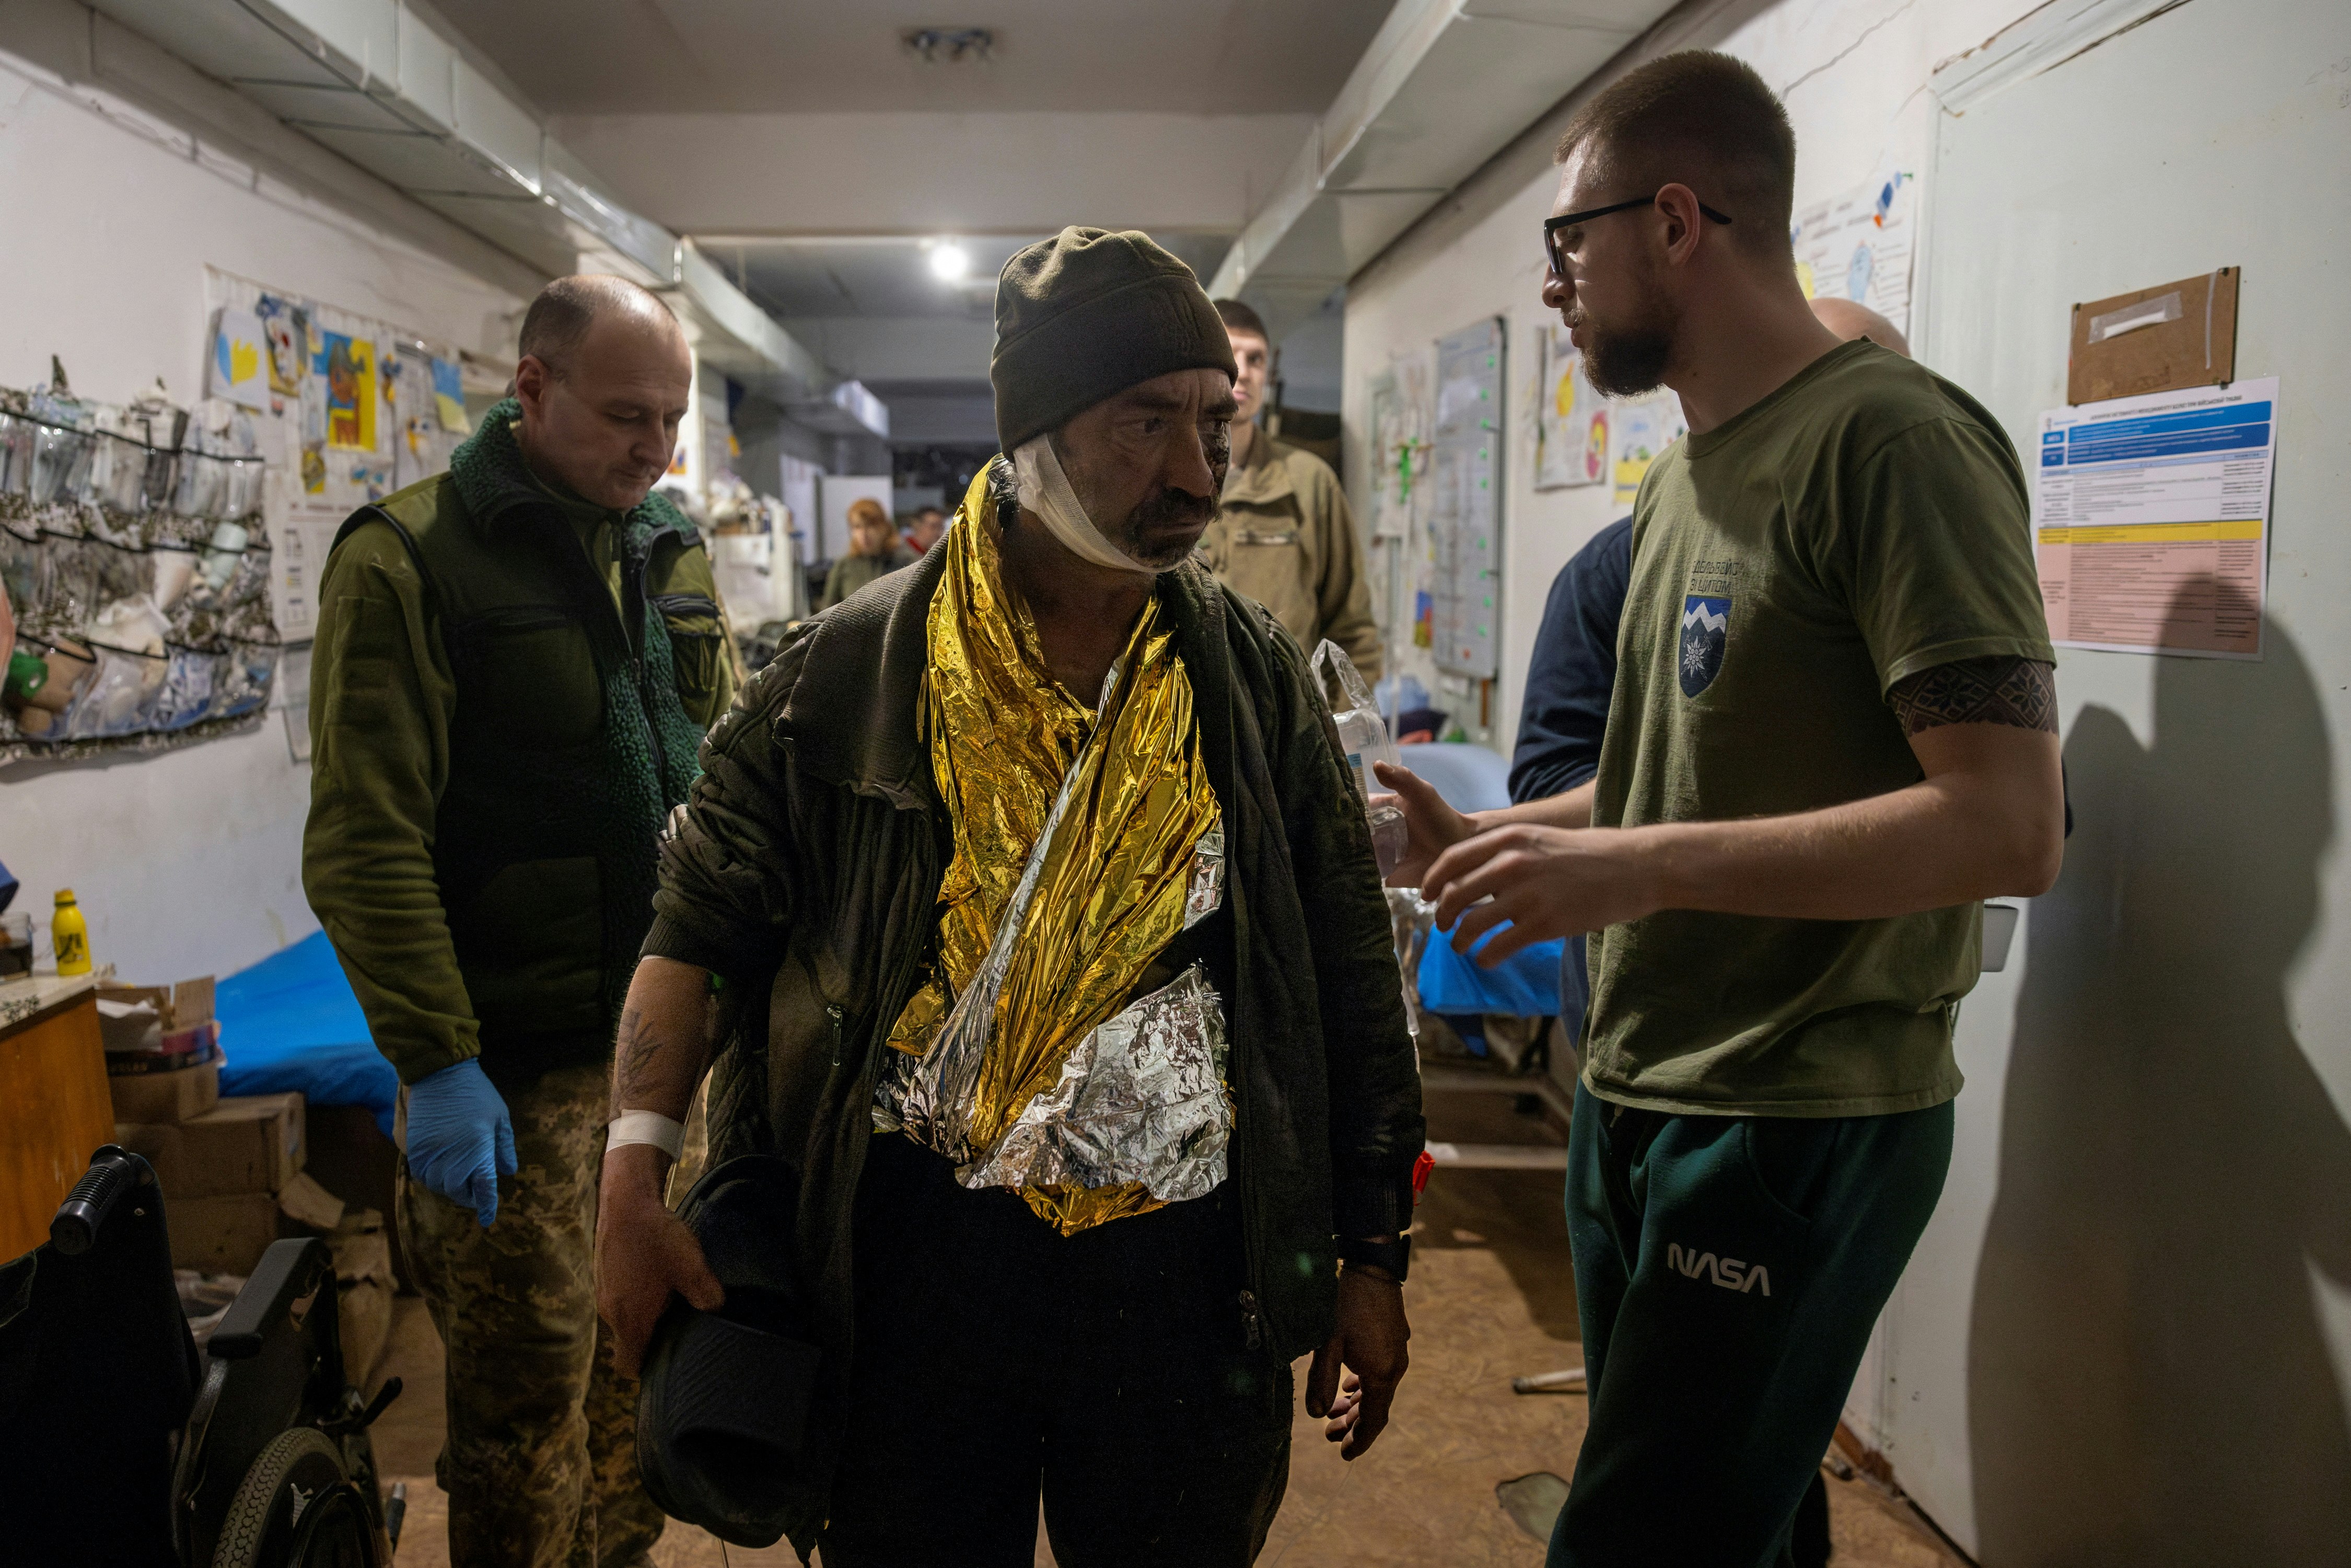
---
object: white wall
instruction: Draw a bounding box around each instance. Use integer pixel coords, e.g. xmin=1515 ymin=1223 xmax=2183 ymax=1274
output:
xmin=1914 ymin=3 xmax=2351 ymax=1557
xmin=0 ymin=9 xmax=526 ymax=985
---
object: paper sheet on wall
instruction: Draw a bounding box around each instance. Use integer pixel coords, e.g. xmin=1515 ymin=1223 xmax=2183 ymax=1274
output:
xmin=1533 ymin=323 xmax=1608 ymax=491
xmin=1791 ymin=170 xmax=1919 ymax=343
xmin=2032 ymin=376 xmax=2277 ymax=660
xmin=208 ymin=308 xmax=272 ymax=411
xmin=265 ymin=474 xmax=348 ymax=642
xmin=1428 ymin=319 xmax=1504 ymax=679
xmin=1610 ymin=393 xmax=1686 ymax=506
xmin=322 ymin=332 xmax=377 ymax=451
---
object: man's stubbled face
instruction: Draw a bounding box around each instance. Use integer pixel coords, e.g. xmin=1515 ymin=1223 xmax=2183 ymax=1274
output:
xmin=1052 ymin=367 xmax=1236 ymax=570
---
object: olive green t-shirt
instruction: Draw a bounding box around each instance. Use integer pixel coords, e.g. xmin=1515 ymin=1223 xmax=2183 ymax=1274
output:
xmin=1585 ymin=340 xmax=2054 ymax=1117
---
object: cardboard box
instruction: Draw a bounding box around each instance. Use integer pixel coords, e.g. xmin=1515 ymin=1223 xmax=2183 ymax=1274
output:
xmin=98 ymin=975 xmax=214 ymax=1032
xmin=117 ymin=1093 xmax=305 ymax=1201
xmin=327 ymin=1207 xmax=398 ymax=1384
xmin=165 ymin=1170 xmax=346 ymax=1275
xmin=108 ymin=1058 xmax=219 ymax=1125
xmin=167 ymin=1189 xmax=281 ymax=1275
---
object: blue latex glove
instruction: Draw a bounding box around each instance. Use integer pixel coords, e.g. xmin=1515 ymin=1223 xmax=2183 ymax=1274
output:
xmin=403 ymin=1058 xmax=518 ymax=1226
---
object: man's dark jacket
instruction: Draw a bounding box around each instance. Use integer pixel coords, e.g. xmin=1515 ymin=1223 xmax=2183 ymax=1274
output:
xmin=643 ymin=535 xmax=1425 ymax=1555
xmin=1509 ymin=517 xmax=1631 ymax=1045
xmin=1509 ymin=516 xmax=1632 ymax=805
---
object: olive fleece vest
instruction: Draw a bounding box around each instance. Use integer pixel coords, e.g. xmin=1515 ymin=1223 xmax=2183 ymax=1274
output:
xmin=339 ymin=402 xmax=711 ymax=1042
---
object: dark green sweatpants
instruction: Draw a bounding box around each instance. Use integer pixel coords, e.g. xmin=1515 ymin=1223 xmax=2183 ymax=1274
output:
xmin=1550 ymin=1084 xmax=1954 ymax=1568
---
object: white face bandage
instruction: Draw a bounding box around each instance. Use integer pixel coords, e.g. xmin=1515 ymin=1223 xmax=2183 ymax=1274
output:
xmin=1011 ymin=434 xmax=1162 ymax=576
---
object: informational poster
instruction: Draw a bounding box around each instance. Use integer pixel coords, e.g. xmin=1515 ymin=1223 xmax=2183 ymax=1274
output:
xmin=264 ymin=474 xmax=348 ymax=641
xmin=1610 ymin=392 xmax=1687 ymax=507
xmin=1533 ymin=323 xmax=1607 ymax=491
xmin=2032 ymin=376 xmax=2277 ymax=659
xmin=1429 ymin=318 xmax=1504 ymax=679
xmin=1791 ymin=170 xmax=1919 ymax=344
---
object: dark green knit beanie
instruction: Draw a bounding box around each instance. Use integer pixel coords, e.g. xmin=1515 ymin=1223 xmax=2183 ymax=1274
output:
xmin=991 ymin=227 xmax=1237 ymax=454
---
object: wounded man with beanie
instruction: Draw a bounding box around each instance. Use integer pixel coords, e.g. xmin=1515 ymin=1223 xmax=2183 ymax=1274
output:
xmin=596 ymin=227 xmax=1425 ymax=1565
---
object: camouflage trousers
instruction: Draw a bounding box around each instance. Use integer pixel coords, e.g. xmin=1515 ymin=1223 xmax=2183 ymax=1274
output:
xmin=397 ymin=1060 xmax=664 ymax=1568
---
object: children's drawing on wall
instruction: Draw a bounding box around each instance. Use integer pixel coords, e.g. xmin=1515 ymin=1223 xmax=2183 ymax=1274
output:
xmin=1611 ymin=393 xmax=1687 ymax=507
xmin=1791 ymin=169 xmax=1919 ymax=344
xmin=323 ymin=333 xmax=376 ymax=451
xmin=432 ymin=357 xmax=471 ymax=434
xmin=207 ymin=309 xmax=271 ymax=413
xmin=1534 ymin=322 xmax=1607 ymax=491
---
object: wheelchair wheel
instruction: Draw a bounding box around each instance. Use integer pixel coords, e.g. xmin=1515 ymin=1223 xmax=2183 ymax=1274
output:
xmin=212 ymin=1426 xmax=379 ymax=1567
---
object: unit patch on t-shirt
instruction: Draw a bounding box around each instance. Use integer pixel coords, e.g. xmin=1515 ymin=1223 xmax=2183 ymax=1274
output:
xmin=1678 ymin=595 xmax=1729 ymax=696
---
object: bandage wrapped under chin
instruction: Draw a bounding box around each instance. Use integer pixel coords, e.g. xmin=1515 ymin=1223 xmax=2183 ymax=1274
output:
xmin=1010 ymin=435 xmax=1165 ymax=576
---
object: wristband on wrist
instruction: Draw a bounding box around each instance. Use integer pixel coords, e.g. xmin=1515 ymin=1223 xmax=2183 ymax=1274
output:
xmin=606 ymin=1109 xmax=686 ymax=1160
xmin=1337 ymin=1234 xmax=1411 ymax=1283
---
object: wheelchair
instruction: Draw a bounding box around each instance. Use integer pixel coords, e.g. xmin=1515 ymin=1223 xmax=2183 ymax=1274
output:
xmin=0 ymin=1145 xmax=402 ymax=1566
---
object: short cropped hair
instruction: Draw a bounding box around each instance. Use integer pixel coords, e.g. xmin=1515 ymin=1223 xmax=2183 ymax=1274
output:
xmin=518 ymin=275 xmax=677 ymax=376
xmin=1554 ymin=51 xmax=1796 ymax=259
xmin=1213 ymin=298 xmax=1270 ymax=342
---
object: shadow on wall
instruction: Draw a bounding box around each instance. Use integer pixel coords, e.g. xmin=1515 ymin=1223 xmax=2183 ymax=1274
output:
xmin=1970 ymin=587 xmax=2351 ymax=1566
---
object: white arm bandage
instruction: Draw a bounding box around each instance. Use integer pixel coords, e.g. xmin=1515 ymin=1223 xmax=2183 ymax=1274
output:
xmin=605 ymin=1109 xmax=686 ymax=1160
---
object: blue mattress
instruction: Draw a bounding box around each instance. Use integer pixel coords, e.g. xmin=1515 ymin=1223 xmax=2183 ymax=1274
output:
xmin=215 ymin=931 xmax=397 ymax=1135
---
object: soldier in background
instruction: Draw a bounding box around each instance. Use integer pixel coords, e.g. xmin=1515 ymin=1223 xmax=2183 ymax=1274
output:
xmin=1198 ymin=298 xmax=1384 ymax=681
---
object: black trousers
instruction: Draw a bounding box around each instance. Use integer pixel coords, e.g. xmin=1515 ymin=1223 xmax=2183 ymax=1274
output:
xmin=820 ymin=1134 xmax=1293 ymax=1568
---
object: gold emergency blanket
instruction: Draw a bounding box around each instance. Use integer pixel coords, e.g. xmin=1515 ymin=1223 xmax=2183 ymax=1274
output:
xmin=879 ymin=462 xmax=1224 ymax=1234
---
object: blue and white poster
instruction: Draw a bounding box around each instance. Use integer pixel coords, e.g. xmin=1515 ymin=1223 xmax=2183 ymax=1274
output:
xmin=2033 ymin=376 xmax=2278 ymax=660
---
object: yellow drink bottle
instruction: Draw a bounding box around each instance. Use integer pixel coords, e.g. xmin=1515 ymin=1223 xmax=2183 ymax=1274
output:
xmin=52 ymin=889 xmax=90 ymax=975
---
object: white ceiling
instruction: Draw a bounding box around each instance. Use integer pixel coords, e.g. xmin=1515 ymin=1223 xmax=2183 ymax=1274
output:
xmin=716 ymin=231 xmax=1236 ymax=320
xmin=427 ymin=0 xmax=1398 ymax=115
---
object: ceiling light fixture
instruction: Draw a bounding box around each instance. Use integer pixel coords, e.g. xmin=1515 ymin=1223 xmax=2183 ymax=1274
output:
xmin=903 ymin=27 xmax=995 ymax=64
xmin=928 ymin=241 xmax=971 ymax=282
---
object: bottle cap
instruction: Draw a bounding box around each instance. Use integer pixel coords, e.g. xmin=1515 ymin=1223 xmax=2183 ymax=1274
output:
xmin=54 ymin=888 xmax=76 ymax=904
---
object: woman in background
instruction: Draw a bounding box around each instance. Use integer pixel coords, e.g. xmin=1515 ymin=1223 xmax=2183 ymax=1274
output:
xmin=819 ymin=496 xmax=917 ymax=610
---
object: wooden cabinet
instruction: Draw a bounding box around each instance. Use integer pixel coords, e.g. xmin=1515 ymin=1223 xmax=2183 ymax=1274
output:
xmin=0 ymin=979 xmax=111 ymax=1263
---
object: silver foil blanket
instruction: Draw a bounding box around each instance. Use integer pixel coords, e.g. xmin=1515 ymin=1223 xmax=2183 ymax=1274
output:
xmin=961 ymin=962 xmax=1230 ymax=1201
xmin=1183 ymin=825 xmax=1225 ymax=928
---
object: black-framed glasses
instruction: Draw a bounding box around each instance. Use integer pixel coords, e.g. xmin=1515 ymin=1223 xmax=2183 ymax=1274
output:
xmin=1543 ymin=194 xmax=1733 ymax=275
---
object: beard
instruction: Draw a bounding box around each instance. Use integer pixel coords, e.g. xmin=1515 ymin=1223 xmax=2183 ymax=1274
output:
xmin=1103 ymin=485 xmax=1217 ymax=569
xmin=1578 ymin=263 xmax=1679 ymax=398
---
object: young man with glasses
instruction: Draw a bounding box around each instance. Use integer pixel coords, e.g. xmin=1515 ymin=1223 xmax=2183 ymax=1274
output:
xmin=1378 ymin=50 xmax=2062 ymax=1566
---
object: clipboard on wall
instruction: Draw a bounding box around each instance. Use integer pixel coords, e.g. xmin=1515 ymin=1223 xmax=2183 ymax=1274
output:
xmin=2067 ymin=267 xmax=2238 ymax=405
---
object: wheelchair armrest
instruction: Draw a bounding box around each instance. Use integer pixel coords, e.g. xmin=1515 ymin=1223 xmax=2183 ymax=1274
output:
xmin=50 ymin=1145 xmax=156 ymax=1256
xmin=207 ymin=1237 xmax=334 ymax=1361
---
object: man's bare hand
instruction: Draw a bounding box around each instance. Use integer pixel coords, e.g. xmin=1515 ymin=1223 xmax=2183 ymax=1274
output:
xmin=596 ymin=1145 xmax=724 ymax=1377
xmin=1371 ymin=760 xmax=1480 ymax=889
xmin=1306 ymin=1265 xmax=1411 ymax=1460
xmin=1423 ymin=823 xmax=1661 ymax=965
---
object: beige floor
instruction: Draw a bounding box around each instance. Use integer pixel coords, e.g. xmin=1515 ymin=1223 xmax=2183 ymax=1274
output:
xmin=369 ymin=1096 xmax=1964 ymax=1568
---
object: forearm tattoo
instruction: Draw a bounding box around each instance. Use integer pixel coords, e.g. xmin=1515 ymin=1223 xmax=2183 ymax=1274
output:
xmin=1886 ymin=656 xmax=2057 ymax=737
xmin=614 ymin=1005 xmax=665 ymax=1105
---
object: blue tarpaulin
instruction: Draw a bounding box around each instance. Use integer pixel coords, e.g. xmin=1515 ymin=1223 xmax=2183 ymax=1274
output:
xmin=215 ymin=931 xmax=397 ymax=1135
